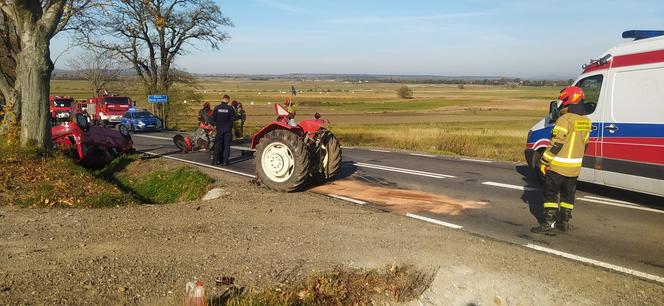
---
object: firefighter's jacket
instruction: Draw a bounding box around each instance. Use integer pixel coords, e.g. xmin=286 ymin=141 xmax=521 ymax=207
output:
xmin=541 ymin=105 xmax=591 ymax=177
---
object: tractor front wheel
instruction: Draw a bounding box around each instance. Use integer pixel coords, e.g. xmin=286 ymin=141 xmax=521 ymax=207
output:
xmin=255 ymin=130 xmax=310 ymax=192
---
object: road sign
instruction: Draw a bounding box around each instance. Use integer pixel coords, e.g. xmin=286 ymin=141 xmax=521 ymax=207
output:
xmin=148 ymin=95 xmax=168 ymax=103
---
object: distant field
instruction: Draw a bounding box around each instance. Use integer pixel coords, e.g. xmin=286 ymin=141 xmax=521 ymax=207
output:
xmin=51 ymin=78 xmax=559 ymax=161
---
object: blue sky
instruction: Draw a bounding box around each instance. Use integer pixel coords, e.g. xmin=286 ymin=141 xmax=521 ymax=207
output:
xmin=52 ymin=0 xmax=664 ymax=78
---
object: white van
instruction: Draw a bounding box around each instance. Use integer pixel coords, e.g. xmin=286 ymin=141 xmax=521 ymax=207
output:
xmin=525 ymin=30 xmax=664 ymax=198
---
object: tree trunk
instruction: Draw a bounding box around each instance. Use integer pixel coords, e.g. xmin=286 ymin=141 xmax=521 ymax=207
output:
xmin=17 ymin=34 xmax=52 ymax=148
xmin=0 ymin=88 xmax=21 ymax=144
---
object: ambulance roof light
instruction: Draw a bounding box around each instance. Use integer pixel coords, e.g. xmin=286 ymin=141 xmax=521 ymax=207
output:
xmin=622 ymin=30 xmax=664 ymax=40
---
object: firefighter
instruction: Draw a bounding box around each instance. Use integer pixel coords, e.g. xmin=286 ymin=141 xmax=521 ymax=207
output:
xmin=231 ymin=100 xmax=246 ymax=140
xmin=211 ymin=95 xmax=236 ymax=166
xmin=531 ymin=86 xmax=591 ymax=234
xmin=198 ymin=102 xmax=212 ymax=124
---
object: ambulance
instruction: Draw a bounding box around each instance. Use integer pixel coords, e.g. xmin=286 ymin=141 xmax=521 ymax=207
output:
xmin=525 ymin=30 xmax=664 ymax=198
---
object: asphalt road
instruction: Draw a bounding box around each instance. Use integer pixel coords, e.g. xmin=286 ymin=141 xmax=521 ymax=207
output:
xmin=130 ymin=130 xmax=664 ymax=283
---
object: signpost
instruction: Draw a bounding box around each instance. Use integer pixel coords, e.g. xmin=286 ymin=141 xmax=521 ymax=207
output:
xmin=148 ymin=95 xmax=168 ymax=103
xmin=148 ymin=95 xmax=168 ymax=127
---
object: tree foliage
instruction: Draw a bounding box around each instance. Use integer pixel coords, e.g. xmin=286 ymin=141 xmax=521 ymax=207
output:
xmin=397 ymin=86 xmax=413 ymax=99
xmin=78 ymin=0 xmax=233 ymax=94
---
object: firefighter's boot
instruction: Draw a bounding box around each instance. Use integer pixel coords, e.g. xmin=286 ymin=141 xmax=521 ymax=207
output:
xmin=556 ymin=208 xmax=572 ymax=232
xmin=531 ymin=209 xmax=558 ymax=234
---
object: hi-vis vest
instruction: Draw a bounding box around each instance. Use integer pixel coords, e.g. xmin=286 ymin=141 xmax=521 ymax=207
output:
xmin=541 ymin=113 xmax=591 ymax=177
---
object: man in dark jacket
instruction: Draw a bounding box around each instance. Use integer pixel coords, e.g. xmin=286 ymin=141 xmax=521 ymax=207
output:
xmin=211 ymin=95 xmax=236 ymax=165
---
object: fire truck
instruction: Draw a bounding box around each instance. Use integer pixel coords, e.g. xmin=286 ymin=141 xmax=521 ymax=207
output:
xmin=84 ymin=94 xmax=132 ymax=128
xmin=49 ymin=96 xmax=74 ymax=126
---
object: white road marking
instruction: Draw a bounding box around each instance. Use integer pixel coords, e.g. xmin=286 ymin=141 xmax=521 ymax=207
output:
xmin=583 ymin=195 xmax=636 ymax=206
xmin=577 ymin=197 xmax=663 ymax=214
xmin=405 ymin=213 xmax=464 ymax=229
xmin=482 ymin=181 xmax=537 ymax=191
xmin=133 ymin=134 xmax=172 ymax=141
xmin=410 ymin=153 xmax=437 ymax=158
xmin=525 ymin=244 xmax=664 ymax=284
xmin=460 ymin=158 xmax=493 ymax=163
xmin=355 ymin=162 xmax=456 ymax=179
xmin=369 ymin=149 xmax=391 ymax=153
xmin=140 ymin=151 xmax=257 ymax=178
xmin=327 ymin=194 xmax=366 ymax=205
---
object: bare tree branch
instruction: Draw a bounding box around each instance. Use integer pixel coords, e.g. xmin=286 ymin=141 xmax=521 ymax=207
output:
xmin=76 ymin=0 xmax=232 ymax=94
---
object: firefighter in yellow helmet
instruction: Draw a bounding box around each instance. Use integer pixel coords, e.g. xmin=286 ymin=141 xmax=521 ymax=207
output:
xmin=531 ymin=86 xmax=591 ymax=234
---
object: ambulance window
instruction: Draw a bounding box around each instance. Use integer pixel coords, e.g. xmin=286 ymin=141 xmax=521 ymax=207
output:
xmin=575 ymin=75 xmax=603 ymax=114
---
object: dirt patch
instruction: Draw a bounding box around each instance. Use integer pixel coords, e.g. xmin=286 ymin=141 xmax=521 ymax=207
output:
xmin=311 ymin=179 xmax=488 ymax=215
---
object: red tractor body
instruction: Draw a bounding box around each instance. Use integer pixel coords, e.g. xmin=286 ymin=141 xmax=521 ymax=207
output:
xmin=49 ymin=96 xmax=74 ymax=125
xmin=252 ymin=101 xmax=342 ymax=192
xmin=86 ymin=95 xmax=132 ymax=128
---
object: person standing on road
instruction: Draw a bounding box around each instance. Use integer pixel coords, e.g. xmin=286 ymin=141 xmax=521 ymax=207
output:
xmin=198 ymin=102 xmax=212 ymax=124
xmin=212 ymin=95 xmax=236 ymax=166
xmin=231 ymin=100 xmax=246 ymax=140
xmin=532 ymin=86 xmax=591 ymax=234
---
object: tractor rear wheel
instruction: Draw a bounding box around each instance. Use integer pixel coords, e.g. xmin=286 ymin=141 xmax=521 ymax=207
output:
xmin=311 ymin=132 xmax=342 ymax=184
xmin=255 ymin=130 xmax=310 ymax=192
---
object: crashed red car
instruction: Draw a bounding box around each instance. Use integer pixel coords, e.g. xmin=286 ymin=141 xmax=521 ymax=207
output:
xmin=51 ymin=114 xmax=134 ymax=168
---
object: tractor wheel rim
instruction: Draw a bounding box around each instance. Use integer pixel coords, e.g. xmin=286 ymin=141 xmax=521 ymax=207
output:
xmin=262 ymin=142 xmax=294 ymax=183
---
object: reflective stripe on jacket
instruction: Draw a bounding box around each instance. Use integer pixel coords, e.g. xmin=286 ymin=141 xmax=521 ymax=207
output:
xmin=541 ymin=112 xmax=591 ymax=177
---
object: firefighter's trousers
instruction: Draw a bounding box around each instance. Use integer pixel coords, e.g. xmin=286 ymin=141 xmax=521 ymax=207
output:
xmin=543 ymin=170 xmax=578 ymax=211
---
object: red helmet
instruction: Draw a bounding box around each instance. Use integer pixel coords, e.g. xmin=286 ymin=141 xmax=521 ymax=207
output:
xmin=558 ymin=86 xmax=585 ymax=107
xmin=203 ymin=101 xmax=210 ymax=109
xmin=284 ymin=97 xmax=291 ymax=106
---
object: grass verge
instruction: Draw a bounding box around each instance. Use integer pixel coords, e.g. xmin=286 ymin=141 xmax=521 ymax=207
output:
xmin=95 ymin=155 xmax=213 ymax=204
xmin=0 ymin=141 xmax=135 ymax=208
xmin=334 ymin=120 xmax=538 ymax=162
xmin=212 ymin=265 xmax=435 ymax=306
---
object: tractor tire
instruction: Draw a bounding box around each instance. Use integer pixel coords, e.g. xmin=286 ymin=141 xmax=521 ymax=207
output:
xmin=311 ymin=132 xmax=342 ymax=184
xmin=255 ymin=129 xmax=310 ymax=192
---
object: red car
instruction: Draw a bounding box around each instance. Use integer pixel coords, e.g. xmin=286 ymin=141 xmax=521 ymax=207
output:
xmin=52 ymin=114 xmax=134 ymax=168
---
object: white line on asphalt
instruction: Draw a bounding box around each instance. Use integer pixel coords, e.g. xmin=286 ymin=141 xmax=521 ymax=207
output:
xmin=482 ymin=181 xmax=537 ymax=191
xmin=460 ymin=158 xmax=493 ymax=163
xmin=327 ymin=194 xmax=367 ymax=205
xmin=133 ymin=134 xmax=172 ymax=141
xmin=369 ymin=149 xmax=391 ymax=153
xmin=355 ymin=162 xmax=457 ymax=179
xmin=525 ymin=244 xmax=664 ymax=284
xmin=577 ymin=197 xmax=663 ymax=214
xmin=583 ymin=195 xmax=637 ymax=206
xmin=141 ymin=151 xmax=257 ymax=178
xmin=405 ymin=213 xmax=464 ymax=229
xmin=410 ymin=153 xmax=437 ymax=158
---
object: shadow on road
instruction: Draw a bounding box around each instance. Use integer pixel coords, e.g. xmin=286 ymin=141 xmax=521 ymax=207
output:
xmin=516 ymin=165 xmax=544 ymax=223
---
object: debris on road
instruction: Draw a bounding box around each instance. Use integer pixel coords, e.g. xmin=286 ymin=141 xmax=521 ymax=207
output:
xmin=202 ymin=188 xmax=229 ymax=201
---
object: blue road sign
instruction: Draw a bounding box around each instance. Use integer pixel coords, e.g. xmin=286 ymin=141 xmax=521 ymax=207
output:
xmin=148 ymin=95 xmax=168 ymax=103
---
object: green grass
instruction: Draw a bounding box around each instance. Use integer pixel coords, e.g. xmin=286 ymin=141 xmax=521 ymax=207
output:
xmin=96 ymin=155 xmax=213 ymax=204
